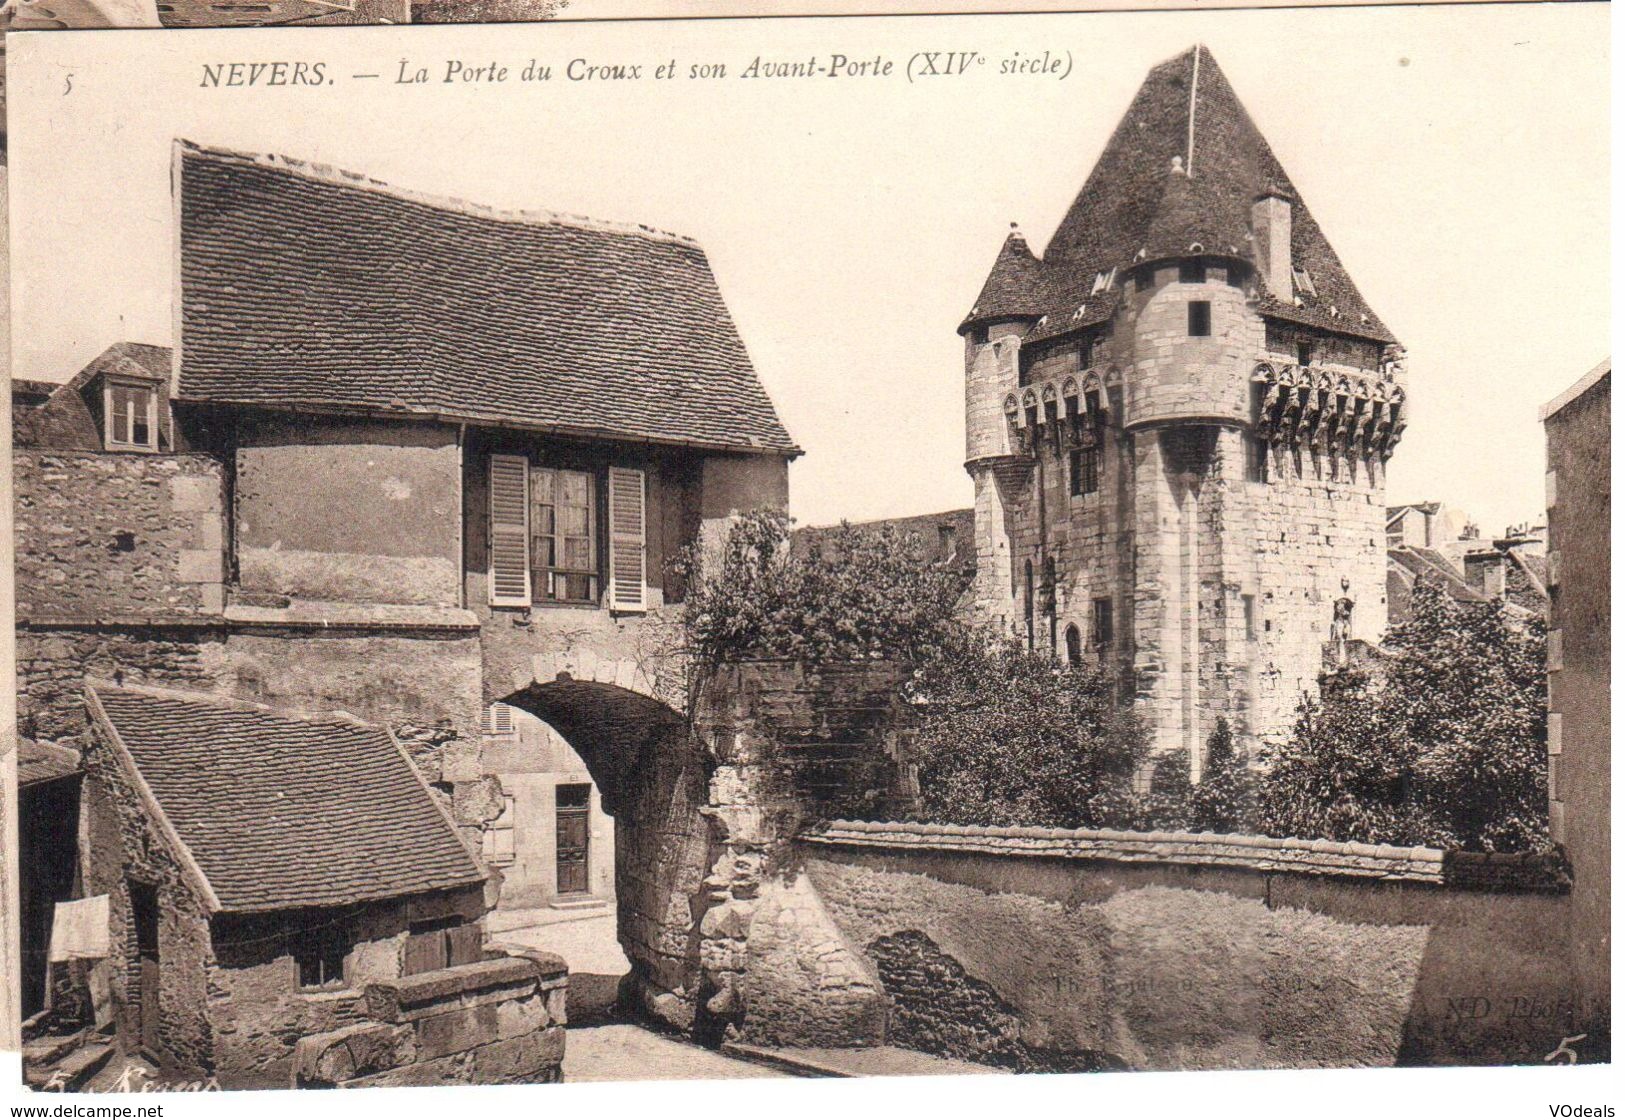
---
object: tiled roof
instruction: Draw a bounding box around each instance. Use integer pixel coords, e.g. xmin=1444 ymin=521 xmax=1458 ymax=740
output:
xmin=965 ymin=46 xmax=1395 ymax=345
xmin=18 ymin=740 xmax=82 ymax=787
xmin=88 ymin=683 xmax=484 ymax=914
xmin=964 ymin=229 xmax=1048 ymax=324
xmin=16 ymin=342 xmax=172 ymax=451
xmin=11 ymin=380 xmax=58 ymax=405
xmin=1387 ymin=545 xmax=1487 ymax=624
xmin=176 ymin=141 xmax=798 ymax=456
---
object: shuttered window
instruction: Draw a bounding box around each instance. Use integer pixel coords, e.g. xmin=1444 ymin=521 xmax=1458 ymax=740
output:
xmin=606 ymin=467 xmax=648 ymax=613
xmin=488 ymin=454 xmax=531 ymax=607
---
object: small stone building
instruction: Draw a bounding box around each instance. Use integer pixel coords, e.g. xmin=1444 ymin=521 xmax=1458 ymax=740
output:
xmin=81 ymin=681 xmax=498 ymax=1087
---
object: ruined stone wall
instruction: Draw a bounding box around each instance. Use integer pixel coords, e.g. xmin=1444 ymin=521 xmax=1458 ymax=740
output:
xmin=692 ymin=661 xmax=913 ymax=1047
xmin=798 ymin=821 xmax=1576 ymax=1070
xmin=235 ymin=417 xmax=461 ymax=607
xmin=13 ymin=451 xmax=225 ymax=619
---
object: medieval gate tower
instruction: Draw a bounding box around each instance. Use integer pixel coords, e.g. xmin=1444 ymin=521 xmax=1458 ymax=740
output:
xmin=962 ymin=46 xmax=1407 ymax=775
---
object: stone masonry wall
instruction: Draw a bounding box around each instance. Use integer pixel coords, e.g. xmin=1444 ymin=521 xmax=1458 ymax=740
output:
xmin=13 ymin=451 xmax=225 ymax=620
xmin=799 ymin=821 xmax=1575 ymax=1070
xmin=691 ymin=661 xmax=915 ymax=1048
xmin=208 ymin=887 xmax=488 ymax=1088
xmin=16 ymin=625 xmax=229 ymax=747
xmin=1544 ymin=368 xmax=1611 ymax=1050
xmin=79 ymin=721 xmax=219 ymax=1079
xmin=962 ymin=261 xmax=1393 ymax=763
xmin=293 ymin=953 xmax=568 ymax=1088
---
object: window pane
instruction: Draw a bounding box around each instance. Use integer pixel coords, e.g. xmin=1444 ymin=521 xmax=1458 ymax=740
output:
xmin=531 ymin=469 xmax=555 ymax=503
xmin=560 ymin=538 xmax=591 ymax=571
xmin=558 ymin=505 xmax=589 ymax=537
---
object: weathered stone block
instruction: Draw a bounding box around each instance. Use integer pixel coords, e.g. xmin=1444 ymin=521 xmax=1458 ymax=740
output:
xmin=339 ymin=1052 xmax=467 ymax=1089
xmin=416 ymin=1002 xmax=503 ymax=1059
xmin=293 ymin=1022 xmax=417 ymax=1086
xmin=365 ymin=958 xmax=540 ymax=1023
xmin=463 ymin=1026 xmax=566 ymax=1083
xmin=169 ymin=474 xmax=222 ymax=513
xmin=451 ymin=776 xmax=506 ymax=826
xmin=440 ymin=737 xmax=484 ymax=783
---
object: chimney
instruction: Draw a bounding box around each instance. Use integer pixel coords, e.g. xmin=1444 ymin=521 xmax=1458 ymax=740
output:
xmin=1464 ymin=550 xmax=1507 ymax=599
xmin=1251 ymin=188 xmax=1293 ymax=301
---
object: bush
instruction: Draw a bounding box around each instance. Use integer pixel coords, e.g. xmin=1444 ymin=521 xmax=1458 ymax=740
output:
xmin=1255 ymin=579 xmax=1549 ymax=851
xmin=674 ymin=509 xmax=967 ymax=666
xmin=909 ymin=633 xmax=1149 ymax=830
xmin=1190 ymin=719 xmax=1255 ymax=834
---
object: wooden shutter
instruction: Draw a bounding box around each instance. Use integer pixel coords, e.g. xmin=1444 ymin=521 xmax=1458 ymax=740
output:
xmin=488 ymin=454 xmax=531 ymax=607
xmin=606 ymin=467 xmax=647 ymax=612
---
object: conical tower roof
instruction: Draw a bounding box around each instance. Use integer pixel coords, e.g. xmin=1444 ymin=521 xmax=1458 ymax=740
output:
xmin=968 ymin=45 xmax=1395 ymax=345
xmin=963 ymin=224 xmax=1049 ymax=327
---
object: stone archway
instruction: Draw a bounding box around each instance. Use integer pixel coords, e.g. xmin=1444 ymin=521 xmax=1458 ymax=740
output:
xmin=494 ymin=654 xmax=905 ymax=1049
xmin=496 ymin=654 xmax=721 ymax=1038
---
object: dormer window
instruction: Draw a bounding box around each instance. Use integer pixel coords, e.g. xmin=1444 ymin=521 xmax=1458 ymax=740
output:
xmin=1291 ymin=267 xmax=1317 ymax=298
xmin=1089 ymin=268 xmax=1116 ymax=296
xmin=103 ymin=378 xmax=158 ymax=452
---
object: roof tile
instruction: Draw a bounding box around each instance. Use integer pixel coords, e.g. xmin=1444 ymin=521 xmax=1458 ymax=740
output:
xmin=91 ymin=684 xmax=484 ymax=914
xmin=176 ymin=142 xmax=798 ymax=456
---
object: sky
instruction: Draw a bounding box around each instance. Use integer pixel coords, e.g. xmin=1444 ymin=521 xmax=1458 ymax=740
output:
xmin=7 ymin=3 xmax=1610 ymax=534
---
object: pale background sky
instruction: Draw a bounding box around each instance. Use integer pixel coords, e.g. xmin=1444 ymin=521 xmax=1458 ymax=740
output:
xmin=8 ymin=4 xmax=1609 ymax=533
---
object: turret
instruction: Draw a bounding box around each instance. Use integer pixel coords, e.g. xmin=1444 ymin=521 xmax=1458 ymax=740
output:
xmin=962 ymin=224 xmax=1043 ymax=467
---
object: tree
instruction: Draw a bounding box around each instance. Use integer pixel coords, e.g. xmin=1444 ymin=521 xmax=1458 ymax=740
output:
xmin=909 ymin=633 xmax=1149 ymax=830
xmin=1190 ymin=718 xmax=1255 ymax=834
xmin=674 ymin=509 xmax=968 ymax=666
xmin=1255 ymin=579 xmax=1549 ymax=851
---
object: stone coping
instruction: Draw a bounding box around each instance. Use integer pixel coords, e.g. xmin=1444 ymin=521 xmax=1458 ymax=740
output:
xmin=364 ymin=954 xmax=566 ymax=1023
xmin=799 ymin=820 xmax=1569 ymax=892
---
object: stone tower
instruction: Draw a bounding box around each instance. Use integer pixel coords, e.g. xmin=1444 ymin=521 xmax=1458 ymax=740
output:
xmin=961 ymin=46 xmax=1407 ymax=775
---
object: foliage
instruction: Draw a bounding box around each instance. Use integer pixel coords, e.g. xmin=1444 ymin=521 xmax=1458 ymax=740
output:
xmin=680 ymin=514 xmax=1548 ymax=852
xmin=1255 ymin=579 xmax=1549 ymax=851
xmin=909 ymin=632 xmax=1149 ymax=830
xmin=673 ymin=509 xmax=968 ymax=666
xmin=1189 ymin=719 xmax=1255 ymax=834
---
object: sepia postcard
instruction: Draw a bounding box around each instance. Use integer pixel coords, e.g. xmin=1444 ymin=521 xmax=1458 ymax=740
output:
xmin=0 ymin=2 xmax=1610 ymax=1107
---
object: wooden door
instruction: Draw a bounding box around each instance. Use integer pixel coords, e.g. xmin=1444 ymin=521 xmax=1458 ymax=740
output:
xmin=555 ymin=784 xmax=591 ymax=896
xmin=129 ymin=882 xmax=161 ymax=1058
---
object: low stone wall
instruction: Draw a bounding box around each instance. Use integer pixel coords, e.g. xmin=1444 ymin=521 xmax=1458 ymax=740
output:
xmin=796 ymin=821 xmax=1577 ymax=1071
xmin=294 ymin=953 xmax=568 ymax=1088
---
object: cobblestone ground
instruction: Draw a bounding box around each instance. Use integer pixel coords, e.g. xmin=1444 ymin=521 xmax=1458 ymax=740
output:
xmin=564 ymin=1025 xmax=791 ymax=1082
xmin=493 ymin=912 xmax=788 ymax=1081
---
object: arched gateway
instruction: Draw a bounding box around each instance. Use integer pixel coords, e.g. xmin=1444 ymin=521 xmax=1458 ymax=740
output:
xmin=493 ymin=654 xmax=912 ymax=1047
